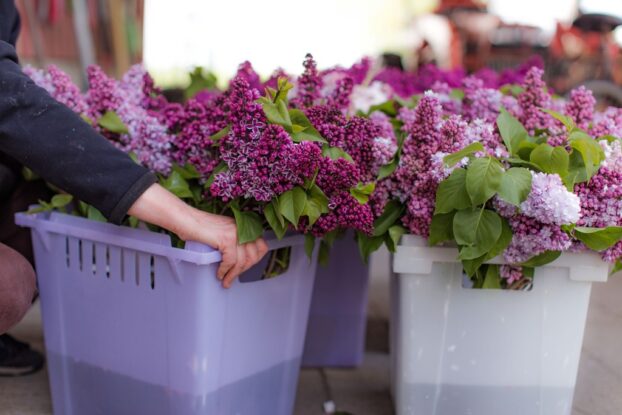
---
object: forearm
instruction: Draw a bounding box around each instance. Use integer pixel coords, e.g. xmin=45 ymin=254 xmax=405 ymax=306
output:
xmin=127 ymin=183 xmax=200 ymax=242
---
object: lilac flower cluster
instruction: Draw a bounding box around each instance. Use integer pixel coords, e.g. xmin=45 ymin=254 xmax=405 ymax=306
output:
xmin=517 ymin=67 xmax=554 ymax=133
xmin=520 ymin=172 xmax=581 ymax=226
xmin=504 ymin=215 xmax=573 ymax=263
xmin=24 ymin=65 xmax=88 ymax=114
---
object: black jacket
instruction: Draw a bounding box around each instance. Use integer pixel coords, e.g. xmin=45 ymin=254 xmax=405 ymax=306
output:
xmin=0 ymin=0 xmax=156 ymax=224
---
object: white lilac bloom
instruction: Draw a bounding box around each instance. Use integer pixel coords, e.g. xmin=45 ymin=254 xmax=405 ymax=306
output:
xmin=349 ymin=81 xmax=392 ymax=114
xmin=600 ymin=139 xmax=622 ymax=172
xmin=520 ymin=172 xmax=581 ymax=225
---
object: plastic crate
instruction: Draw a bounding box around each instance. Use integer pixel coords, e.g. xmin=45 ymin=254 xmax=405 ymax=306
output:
xmin=302 ymin=235 xmax=369 ymax=367
xmin=16 ymin=211 xmax=318 ymax=415
xmin=391 ymin=235 xmax=608 ymax=415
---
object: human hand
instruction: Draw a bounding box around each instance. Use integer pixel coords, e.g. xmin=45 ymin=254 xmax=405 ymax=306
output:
xmin=128 ymin=184 xmax=269 ymax=287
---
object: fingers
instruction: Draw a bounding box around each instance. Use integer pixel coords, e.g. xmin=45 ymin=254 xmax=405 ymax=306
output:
xmin=221 ymin=239 xmax=270 ymax=289
xmin=256 ymin=238 xmax=269 ymax=259
xmin=216 ymin=235 xmax=237 ymax=281
xmin=222 ymin=245 xmax=247 ymax=288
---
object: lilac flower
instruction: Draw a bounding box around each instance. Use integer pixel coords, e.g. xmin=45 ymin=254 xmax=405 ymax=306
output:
xmin=518 ymin=67 xmax=554 ymax=133
xmin=575 ymin=168 xmax=622 ymax=228
xmin=24 ymin=65 xmax=88 ymax=114
xmin=504 ymin=215 xmax=572 ymax=263
xmin=462 ymin=76 xmax=502 ymax=123
xmin=565 ymin=86 xmax=595 ymax=130
xmin=600 ymin=139 xmax=622 ymax=172
xmin=500 ymin=265 xmax=523 ymax=285
xmin=520 ymin=172 xmax=581 ymax=225
xmin=326 ymin=76 xmax=354 ymax=113
xmin=232 ymin=61 xmax=263 ymax=92
xmin=349 ymin=81 xmax=392 ymax=114
xmin=591 ymin=107 xmax=622 ymax=138
xmin=293 ymin=54 xmax=323 ymax=108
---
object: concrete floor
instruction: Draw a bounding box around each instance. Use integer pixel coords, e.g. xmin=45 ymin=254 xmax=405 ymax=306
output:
xmin=2 ymin=250 xmax=622 ymax=415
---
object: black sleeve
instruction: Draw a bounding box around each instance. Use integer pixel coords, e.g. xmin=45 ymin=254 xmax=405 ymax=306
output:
xmin=0 ymin=40 xmax=156 ymax=224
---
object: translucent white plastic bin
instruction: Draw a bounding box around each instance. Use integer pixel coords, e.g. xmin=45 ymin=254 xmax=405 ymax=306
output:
xmin=391 ymin=235 xmax=608 ymax=415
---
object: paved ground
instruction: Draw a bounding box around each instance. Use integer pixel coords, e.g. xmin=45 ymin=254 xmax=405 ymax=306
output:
xmin=2 ymin=249 xmax=622 ymax=415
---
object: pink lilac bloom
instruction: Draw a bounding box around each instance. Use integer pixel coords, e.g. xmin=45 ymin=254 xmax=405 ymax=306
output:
xmin=24 ymin=65 xmax=88 ymax=114
xmin=520 ymin=172 xmax=581 ymax=226
xmin=493 ymin=196 xmax=518 ymax=218
xmin=462 ymin=76 xmax=502 ymax=123
xmin=504 ymin=215 xmax=573 ymax=263
xmin=565 ymin=86 xmax=596 ymax=130
xmin=293 ymin=54 xmax=323 ymax=108
xmin=307 ymin=191 xmax=374 ymax=237
xmin=466 ymin=119 xmax=507 ymax=158
xmin=500 ymin=265 xmax=523 ymax=285
xmin=603 ymin=241 xmax=622 ymax=263
xmin=373 ymin=68 xmax=418 ymax=98
xmin=430 ymin=81 xmax=462 ymax=115
xmin=575 ymin=167 xmax=622 ymax=228
xmin=591 ymin=107 xmax=622 ymax=138
xmin=518 ymin=67 xmax=554 ymax=133
xmin=23 ymin=65 xmax=54 ymax=94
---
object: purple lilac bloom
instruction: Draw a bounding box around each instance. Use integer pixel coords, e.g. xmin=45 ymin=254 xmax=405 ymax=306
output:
xmin=232 ymin=61 xmax=263 ymax=92
xmin=504 ymin=215 xmax=573 ymax=263
xmin=24 ymin=65 xmax=88 ymax=114
xmin=293 ymin=54 xmax=323 ymax=108
xmin=520 ymin=172 xmax=581 ymax=225
xmin=326 ymin=76 xmax=354 ymax=113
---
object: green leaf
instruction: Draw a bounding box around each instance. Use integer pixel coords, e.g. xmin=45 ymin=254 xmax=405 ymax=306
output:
xmin=465 ymin=157 xmax=504 ymax=206
xmin=454 ymin=208 xmax=502 ymax=259
xmin=51 ymin=194 xmax=73 ymax=208
xmin=504 ymin=157 xmax=543 ymax=171
xmin=172 ymin=163 xmax=201 ymax=179
xmin=367 ymin=100 xmax=397 ymax=116
xmin=260 ymin=98 xmax=292 ymax=128
xmin=462 ymin=254 xmax=487 ymax=277
xmin=264 ymin=203 xmax=287 ymax=240
xmin=161 ymin=171 xmax=193 ymax=199
xmin=350 ymin=182 xmax=376 ymax=204
xmin=356 ymin=232 xmax=384 ymax=264
xmin=450 ymin=88 xmax=465 ymax=100
xmin=289 ymin=109 xmax=326 ymax=143
xmin=574 ymin=226 xmax=622 ymax=251
xmin=486 ymin=218 xmax=513 ymax=259
xmin=378 ymin=158 xmax=398 ymax=180
xmin=322 ymin=146 xmax=354 ymax=162
xmin=303 ymin=184 xmax=329 ymax=226
xmin=231 ymin=207 xmax=264 ymax=244
xmin=497 ymin=167 xmax=532 ymax=206
xmin=209 ymin=125 xmax=231 ymax=141
xmin=278 ymin=187 xmax=307 ymax=225
xmin=542 ymin=109 xmax=575 ymax=131
xmin=568 ymin=133 xmax=605 ymax=183
xmin=612 ymin=259 xmax=622 ymax=275
xmin=128 ymin=216 xmax=139 ymax=228
xmin=386 ymin=225 xmax=407 ymax=252
xmin=520 ymin=250 xmax=561 ymax=267
xmin=21 ymin=166 xmax=39 ymax=182
xmin=305 ymin=234 xmax=316 ymax=260
xmin=429 ymin=212 xmax=455 ymax=246
xmin=87 ymin=205 xmax=107 ymax=222
xmin=497 ymin=108 xmax=528 ymax=155
xmin=516 ymin=140 xmax=538 ymax=161
xmin=318 ymin=240 xmax=331 ymax=266
xmin=435 ymin=168 xmax=471 ymax=214
xmin=98 ymin=111 xmax=128 ymax=134
xmin=185 ymin=67 xmax=218 ymax=99
xmin=443 ymin=142 xmax=484 ymax=167
xmin=482 ymin=264 xmax=502 ymax=289
xmin=529 ymin=144 xmax=569 ymax=176
xmin=372 ymin=200 xmax=405 ymax=237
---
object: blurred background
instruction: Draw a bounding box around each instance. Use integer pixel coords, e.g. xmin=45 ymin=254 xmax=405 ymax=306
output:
xmin=14 ymin=0 xmax=622 ymax=102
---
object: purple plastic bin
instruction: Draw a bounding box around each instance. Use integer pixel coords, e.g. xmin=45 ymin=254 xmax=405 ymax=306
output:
xmin=302 ymin=234 xmax=369 ymax=367
xmin=16 ymin=211 xmax=318 ymax=415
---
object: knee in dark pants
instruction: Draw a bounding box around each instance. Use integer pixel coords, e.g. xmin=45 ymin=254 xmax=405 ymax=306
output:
xmin=0 ymin=244 xmax=36 ymax=334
